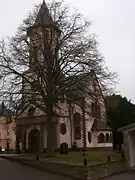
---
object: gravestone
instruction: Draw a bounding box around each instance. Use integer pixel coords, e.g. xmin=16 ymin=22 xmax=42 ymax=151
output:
xmin=60 ymin=143 xmax=68 ymax=154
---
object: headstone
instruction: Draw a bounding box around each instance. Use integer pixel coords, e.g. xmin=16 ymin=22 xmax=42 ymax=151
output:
xmin=60 ymin=143 xmax=68 ymax=154
xmin=36 ymin=155 xmax=39 ymax=161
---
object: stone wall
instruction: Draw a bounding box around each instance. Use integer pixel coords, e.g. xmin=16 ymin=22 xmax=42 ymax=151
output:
xmin=87 ymin=161 xmax=126 ymax=180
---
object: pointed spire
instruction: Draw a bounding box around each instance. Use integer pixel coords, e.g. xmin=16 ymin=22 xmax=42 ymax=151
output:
xmin=35 ymin=0 xmax=54 ymax=26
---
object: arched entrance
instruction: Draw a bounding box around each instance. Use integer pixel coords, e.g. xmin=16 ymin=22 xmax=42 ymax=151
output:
xmin=28 ymin=129 xmax=40 ymax=153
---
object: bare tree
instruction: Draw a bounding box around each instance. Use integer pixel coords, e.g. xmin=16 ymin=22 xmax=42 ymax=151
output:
xmin=0 ymin=0 xmax=116 ymax=155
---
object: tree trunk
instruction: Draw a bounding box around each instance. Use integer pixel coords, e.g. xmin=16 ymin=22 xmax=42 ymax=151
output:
xmin=46 ymin=104 xmax=56 ymax=156
xmin=82 ymin=101 xmax=87 ymax=152
xmin=68 ymin=102 xmax=73 ymax=148
xmin=113 ymin=131 xmax=117 ymax=150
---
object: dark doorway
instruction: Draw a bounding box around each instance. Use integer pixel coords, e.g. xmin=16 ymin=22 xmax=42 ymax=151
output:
xmin=29 ymin=129 xmax=40 ymax=153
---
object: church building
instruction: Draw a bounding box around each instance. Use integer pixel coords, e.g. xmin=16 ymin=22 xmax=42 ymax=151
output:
xmin=15 ymin=1 xmax=112 ymax=153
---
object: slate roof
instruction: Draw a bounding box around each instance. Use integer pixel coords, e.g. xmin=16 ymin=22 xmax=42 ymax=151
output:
xmin=91 ymin=119 xmax=111 ymax=131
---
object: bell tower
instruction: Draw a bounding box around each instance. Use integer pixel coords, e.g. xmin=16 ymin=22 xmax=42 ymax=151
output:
xmin=27 ymin=0 xmax=61 ymax=68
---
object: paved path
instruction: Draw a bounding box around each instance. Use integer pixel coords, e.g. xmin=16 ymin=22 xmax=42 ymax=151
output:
xmin=0 ymin=153 xmax=20 ymax=157
xmin=104 ymin=171 xmax=135 ymax=180
xmin=0 ymin=157 xmax=72 ymax=180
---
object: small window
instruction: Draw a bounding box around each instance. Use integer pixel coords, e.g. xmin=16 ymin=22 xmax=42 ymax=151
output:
xmin=60 ymin=123 xmax=66 ymax=135
xmin=88 ymin=131 xmax=92 ymax=143
xmin=98 ymin=133 xmax=104 ymax=143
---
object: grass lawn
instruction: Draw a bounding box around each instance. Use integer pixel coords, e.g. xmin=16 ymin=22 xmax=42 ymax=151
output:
xmin=18 ymin=149 xmax=123 ymax=165
xmin=44 ymin=150 xmax=123 ymax=165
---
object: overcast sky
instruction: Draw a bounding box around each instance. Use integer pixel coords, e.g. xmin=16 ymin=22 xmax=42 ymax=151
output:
xmin=0 ymin=0 xmax=134 ymax=102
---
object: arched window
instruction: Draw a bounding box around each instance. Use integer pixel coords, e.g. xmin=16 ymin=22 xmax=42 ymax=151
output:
xmin=73 ymin=113 xmax=81 ymax=140
xmin=88 ymin=131 xmax=92 ymax=143
xmin=105 ymin=133 xmax=110 ymax=143
xmin=60 ymin=123 xmax=66 ymax=135
xmin=98 ymin=133 xmax=104 ymax=143
xmin=28 ymin=106 xmax=35 ymax=117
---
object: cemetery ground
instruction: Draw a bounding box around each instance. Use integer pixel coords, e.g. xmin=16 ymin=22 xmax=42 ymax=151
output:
xmin=16 ymin=149 xmax=123 ymax=165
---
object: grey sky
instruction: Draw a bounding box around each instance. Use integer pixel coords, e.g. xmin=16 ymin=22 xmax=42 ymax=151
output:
xmin=0 ymin=0 xmax=134 ymax=102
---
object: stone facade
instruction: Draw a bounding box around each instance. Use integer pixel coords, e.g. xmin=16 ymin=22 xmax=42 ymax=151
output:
xmin=16 ymin=90 xmax=112 ymax=152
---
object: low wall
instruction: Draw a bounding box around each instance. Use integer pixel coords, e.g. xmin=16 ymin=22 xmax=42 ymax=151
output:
xmin=87 ymin=161 xmax=126 ymax=180
xmin=1 ymin=156 xmax=126 ymax=180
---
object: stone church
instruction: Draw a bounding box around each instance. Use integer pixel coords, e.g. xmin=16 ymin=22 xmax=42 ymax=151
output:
xmin=15 ymin=1 xmax=112 ymax=153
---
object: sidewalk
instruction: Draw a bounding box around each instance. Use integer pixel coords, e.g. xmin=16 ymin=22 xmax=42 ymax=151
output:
xmin=0 ymin=154 xmax=21 ymax=157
